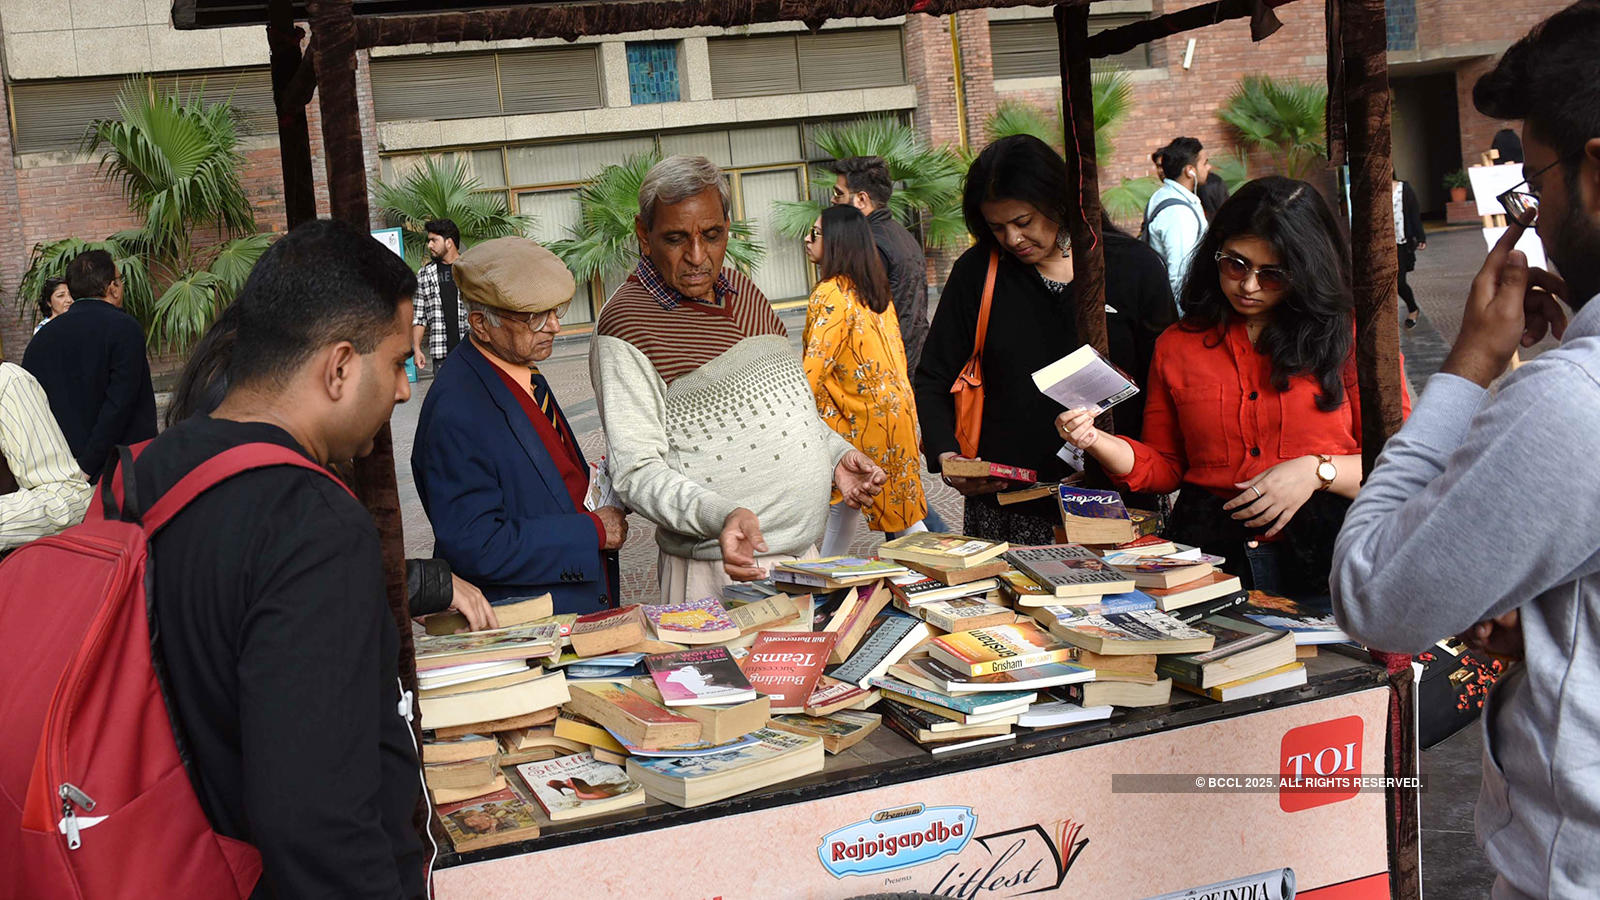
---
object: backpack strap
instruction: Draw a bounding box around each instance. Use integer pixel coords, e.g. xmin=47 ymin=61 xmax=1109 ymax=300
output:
xmin=1145 ymin=196 xmax=1203 ymax=234
xmin=139 ymin=443 xmax=356 ymax=535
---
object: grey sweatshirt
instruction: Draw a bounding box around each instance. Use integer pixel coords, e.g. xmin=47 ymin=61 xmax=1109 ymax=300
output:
xmin=1331 ymin=294 xmax=1600 ymax=899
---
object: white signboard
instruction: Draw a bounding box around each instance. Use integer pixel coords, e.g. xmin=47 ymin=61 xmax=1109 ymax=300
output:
xmin=1466 ymin=164 xmax=1525 ymax=217
xmin=371 ymin=226 xmax=405 ymax=259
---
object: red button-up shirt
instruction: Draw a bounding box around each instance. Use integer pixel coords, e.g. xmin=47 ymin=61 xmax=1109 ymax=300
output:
xmin=1112 ymin=320 xmax=1410 ymax=496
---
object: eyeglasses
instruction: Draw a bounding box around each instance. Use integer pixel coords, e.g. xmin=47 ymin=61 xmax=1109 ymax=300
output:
xmin=491 ymin=301 xmax=571 ymax=330
xmin=804 ymin=227 xmax=821 ymax=243
xmin=1496 ymin=155 xmax=1573 ymax=228
xmin=1215 ymin=251 xmax=1291 ymax=292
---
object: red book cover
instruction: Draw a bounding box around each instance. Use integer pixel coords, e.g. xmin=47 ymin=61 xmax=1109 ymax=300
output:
xmin=741 ymin=632 xmax=839 ymax=713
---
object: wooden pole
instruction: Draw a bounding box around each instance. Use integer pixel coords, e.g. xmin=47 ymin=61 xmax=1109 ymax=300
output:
xmin=306 ymin=0 xmax=419 ymax=734
xmin=267 ymin=0 xmax=316 ymax=228
xmin=1339 ymin=0 xmax=1404 ymax=474
xmin=1055 ymin=5 xmax=1109 ymax=363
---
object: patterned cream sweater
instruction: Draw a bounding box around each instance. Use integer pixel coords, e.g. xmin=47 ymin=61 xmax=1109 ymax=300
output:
xmin=589 ymin=267 xmax=852 ymax=560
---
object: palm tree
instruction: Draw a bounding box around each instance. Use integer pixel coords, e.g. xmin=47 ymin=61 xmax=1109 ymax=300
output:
xmin=983 ymin=71 xmax=1136 ymax=161
xmin=19 ymin=80 xmax=272 ymax=350
xmin=372 ymin=156 xmax=533 ymax=268
xmin=770 ymin=117 xmax=967 ymax=250
xmin=549 ymin=151 xmax=763 ymax=288
xmin=1217 ymin=75 xmax=1328 ymax=180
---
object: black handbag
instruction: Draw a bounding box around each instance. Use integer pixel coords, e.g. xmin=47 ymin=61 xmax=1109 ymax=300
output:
xmin=1414 ymin=637 xmax=1507 ymax=749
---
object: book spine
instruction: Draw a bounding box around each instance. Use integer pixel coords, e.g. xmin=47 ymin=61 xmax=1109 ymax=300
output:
xmin=774 ymin=570 xmax=827 ymax=588
xmin=965 ymin=648 xmax=1071 ymax=677
xmin=1154 ymin=656 xmax=1202 ymax=685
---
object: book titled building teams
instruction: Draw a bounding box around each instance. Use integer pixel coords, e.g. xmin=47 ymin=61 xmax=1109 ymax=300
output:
xmin=741 ymin=632 xmax=839 ymax=713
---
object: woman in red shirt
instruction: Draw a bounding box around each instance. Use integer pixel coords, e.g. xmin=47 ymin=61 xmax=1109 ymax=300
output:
xmin=1056 ymin=176 xmax=1407 ymax=601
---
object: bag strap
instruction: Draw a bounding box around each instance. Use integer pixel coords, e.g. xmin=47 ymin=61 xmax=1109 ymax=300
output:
xmin=972 ymin=249 xmax=1000 ymax=363
xmin=139 ymin=443 xmax=356 ymax=535
xmin=1147 ymin=197 xmax=1202 ymax=232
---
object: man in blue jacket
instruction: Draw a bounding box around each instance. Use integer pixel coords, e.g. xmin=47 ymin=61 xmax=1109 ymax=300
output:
xmin=412 ymin=237 xmax=626 ymax=613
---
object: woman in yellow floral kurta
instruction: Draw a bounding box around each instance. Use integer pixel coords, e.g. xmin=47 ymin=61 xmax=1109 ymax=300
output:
xmin=803 ymin=206 xmax=928 ymax=556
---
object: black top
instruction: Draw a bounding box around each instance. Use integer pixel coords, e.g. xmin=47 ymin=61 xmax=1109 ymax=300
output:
xmin=136 ymin=417 xmax=427 ymax=899
xmin=1399 ymin=181 xmax=1426 ymax=248
xmin=867 ymin=208 xmax=932 ymax=374
xmin=20 ymin=298 xmax=156 ymax=480
xmin=914 ymin=235 xmax=1176 ymax=511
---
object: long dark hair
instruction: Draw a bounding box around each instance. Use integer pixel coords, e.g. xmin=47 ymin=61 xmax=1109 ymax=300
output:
xmin=962 ymin=135 xmax=1069 ymax=251
xmin=1179 ymin=176 xmax=1353 ymax=412
xmin=818 ymin=205 xmax=893 ymax=315
xmin=37 ymin=277 xmax=65 ymax=319
xmin=166 ymin=304 xmax=240 ymax=427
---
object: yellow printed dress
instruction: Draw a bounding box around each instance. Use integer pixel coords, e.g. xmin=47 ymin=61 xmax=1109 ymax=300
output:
xmin=802 ymin=276 xmax=927 ymax=532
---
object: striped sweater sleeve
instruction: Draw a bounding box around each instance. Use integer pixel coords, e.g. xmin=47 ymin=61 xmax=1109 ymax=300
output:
xmin=0 ymin=364 xmax=92 ymax=550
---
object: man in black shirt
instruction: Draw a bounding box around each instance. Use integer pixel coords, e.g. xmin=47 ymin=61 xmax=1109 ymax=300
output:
xmin=831 ymin=156 xmax=931 ymax=374
xmin=21 ymin=249 xmax=156 ymax=481
xmin=134 ymin=219 xmax=427 ymax=898
xmin=410 ymin=217 xmax=470 ymax=371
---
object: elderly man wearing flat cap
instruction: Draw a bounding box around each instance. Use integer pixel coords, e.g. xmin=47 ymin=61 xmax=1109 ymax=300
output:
xmin=412 ymin=237 xmax=627 ymax=614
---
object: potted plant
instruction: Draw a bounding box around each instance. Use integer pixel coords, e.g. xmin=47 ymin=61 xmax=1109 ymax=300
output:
xmin=1444 ymin=169 xmax=1471 ymax=203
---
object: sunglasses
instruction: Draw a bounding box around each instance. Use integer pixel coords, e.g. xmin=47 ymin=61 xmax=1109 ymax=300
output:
xmin=804 ymin=227 xmax=821 ymax=242
xmin=1215 ymin=251 xmax=1291 ymax=292
xmin=1496 ymin=154 xmax=1576 ymax=228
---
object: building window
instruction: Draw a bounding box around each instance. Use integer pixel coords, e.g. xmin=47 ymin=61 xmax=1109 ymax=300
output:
xmin=1386 ymin=0 xmax=1418 ymax=51
xmin=10 ymin=68 xmax=276 ymax=155
xmin=708 ymin=28 xmax=906 ymax=99
xmin=368 ymin=46 xmax=602 ymax=123
xmin=989 ymin=16 xmax=1153 ymax=80
xmin=627 ymin=42 xmax=681 ymax=104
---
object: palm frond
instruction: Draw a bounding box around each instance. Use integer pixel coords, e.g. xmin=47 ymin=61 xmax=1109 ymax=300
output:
xmin=16 ymin=236 xmax=155 ymax=327
xmin=373 ymin=156 xmax=534 ymax=268
xmin=549 ymin=150 xmax=763 ymax=282
xmin=808 ymin=117 xmax=967 ymax=250
xmin=1207 ymin=150 xmax=1250 ymax=193
xmin=1217 ymin=75 xmax=1328 ymax=179
xmin=1091 ymin=70 xmax=1134 ymax=160
xmin=1102 ymin=176 xmax=1161 ymax=225
xmin=771 ymin=199 xmax=825 ymax=240
xmin=985 ymin=100 xmax=1060 ymax=150
xmin=147 ymin=270 xmax=223 ymax=352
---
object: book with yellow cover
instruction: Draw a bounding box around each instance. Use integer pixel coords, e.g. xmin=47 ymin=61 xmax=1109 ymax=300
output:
xmin=927 ymin=622 xmax=1071 ymax=676
xmin=877 ymin=533 xmax=1010 ymax=570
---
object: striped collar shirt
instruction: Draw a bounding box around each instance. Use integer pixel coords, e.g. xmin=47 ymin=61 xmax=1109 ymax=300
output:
xmin=633 ymin=254 xmax=734 ymax=310
xmin=412 ymin=259 xmax=471 ymax=362
xmin=0 ymin=362 xmax=92 ymax=551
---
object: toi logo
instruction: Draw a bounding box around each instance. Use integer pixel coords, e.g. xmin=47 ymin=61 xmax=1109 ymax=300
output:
xmin=1279 ymin=716 xmax=1363 ymax=812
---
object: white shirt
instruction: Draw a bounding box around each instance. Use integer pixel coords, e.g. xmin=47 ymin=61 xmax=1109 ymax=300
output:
xmin=0 ymin=362 xmax=92 ymax=551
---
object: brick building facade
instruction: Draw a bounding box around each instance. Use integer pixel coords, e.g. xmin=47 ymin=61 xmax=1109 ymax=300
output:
xmin=0 ymin=0 xmax=1573 ymax=366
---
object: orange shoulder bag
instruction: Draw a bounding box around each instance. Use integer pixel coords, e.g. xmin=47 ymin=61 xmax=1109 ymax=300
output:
xmin=949 ymin=249 xmax=1000 ymax=459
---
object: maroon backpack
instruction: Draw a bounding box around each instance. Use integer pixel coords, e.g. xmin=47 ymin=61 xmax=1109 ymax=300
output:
xmin=0 ymin=442 xmax=353 ymax=899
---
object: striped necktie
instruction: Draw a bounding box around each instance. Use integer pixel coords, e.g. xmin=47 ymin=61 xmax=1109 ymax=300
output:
xmin=529 ymin=365 xmax=573 ymax=451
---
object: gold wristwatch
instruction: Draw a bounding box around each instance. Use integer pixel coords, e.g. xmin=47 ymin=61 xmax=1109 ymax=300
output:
xmin=1314 ymin=454 xmax=1337 ymax=491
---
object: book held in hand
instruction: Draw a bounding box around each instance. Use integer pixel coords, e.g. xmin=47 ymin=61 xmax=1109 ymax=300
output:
xmin=644 ymin=646 xmax=757 ymax=707
xmin=1031 ymin=344 xmax=1139 ymax=414
xmin=425 ymin=593 xmax=553 ymax=636
xmin=516 ymin=751 xmax=646 ymax=821
xmin=939 ymin=458 xmax=1038 ymax=484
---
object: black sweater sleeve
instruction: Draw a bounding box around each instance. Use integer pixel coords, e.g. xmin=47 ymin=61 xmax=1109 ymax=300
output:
xmin=914 ymin=247 xmax=989 ymax=472
xmin=1402 ymin=182 xmax=1426 ymax=245
xmin=406 ymin=557 xmax=454 ymax=618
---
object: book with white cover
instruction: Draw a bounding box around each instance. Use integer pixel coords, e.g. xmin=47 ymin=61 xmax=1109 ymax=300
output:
xmin=1031 ymin=344 xmax=1139 ymax=412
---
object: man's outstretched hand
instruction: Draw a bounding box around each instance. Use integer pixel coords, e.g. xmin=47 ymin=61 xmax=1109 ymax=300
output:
xmin=720 ymin=507 xmax=769 ymax=581
xmin=835 ymin=449 xmax=887 ymax=509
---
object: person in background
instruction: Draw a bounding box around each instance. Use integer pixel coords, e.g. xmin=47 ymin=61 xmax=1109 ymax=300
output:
xmin=32 ymin=278 xmax=71 ymax=335
xmin=411 ymin=217 xmax=470 ymax=372
xmin=413 ymin=237 xmax=626 ymax=614
xmin=21 ymin=249 xmax=156 ymax=482
xmin=1058 ymin=177 xmax=1407 ymax=603
xmin=166 ymin=305 xmax=498 ymax=631
xmin=1198 ymin=172 xmax=1231 ymax=220
xmin=1393 ymin=172 xmax=1428 ymax=328
xmin=1491 ymin=126 xmax=1524 ymax=164
xmin=1332 ymin=4 xmax=1600 ymax=894
xmin=830 ymin=156 xmax=931 ymax=375
xmin=802 ymin=206 xmax=928 ymax=557
xmin=590 ymin=155 xmax=884 ymax=601
xmin=915 ymin=135 xmax=1175 ymax=544
xmin=133 ymin=219 xmax=427 ymax=897
xmin=1144 ymin=136 xmax=1211 ymax=306
xmin=0 ymin=359 xmax=91 ymax=553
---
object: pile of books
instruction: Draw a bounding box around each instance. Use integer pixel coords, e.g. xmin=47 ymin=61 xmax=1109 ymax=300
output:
xmin=419 ymin=535 xmax=1349 ymax=853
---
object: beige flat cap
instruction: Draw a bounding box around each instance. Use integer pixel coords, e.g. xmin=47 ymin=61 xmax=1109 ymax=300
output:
xmin=452 ymin=236 xmax=575 ymax=313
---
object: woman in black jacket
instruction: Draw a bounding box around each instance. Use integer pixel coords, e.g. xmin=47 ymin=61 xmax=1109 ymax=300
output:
xmin=914 ymin=135 xmax=1177 ymax=543
xmin=1393 ymin=173 xmax=1427 ymax=328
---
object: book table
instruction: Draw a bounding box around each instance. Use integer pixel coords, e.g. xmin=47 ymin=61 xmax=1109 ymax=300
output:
xmin=434 ymin=651 xmax=1416 ymax=899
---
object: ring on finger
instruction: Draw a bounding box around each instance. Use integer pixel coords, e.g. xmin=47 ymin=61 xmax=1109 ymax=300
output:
xmin=1250 ymin=485 xmax=1263 ymax=500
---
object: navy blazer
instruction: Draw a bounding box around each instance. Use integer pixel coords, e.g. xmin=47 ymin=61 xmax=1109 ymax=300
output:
xmin=411 ymin=340 xmax=612 ymax=614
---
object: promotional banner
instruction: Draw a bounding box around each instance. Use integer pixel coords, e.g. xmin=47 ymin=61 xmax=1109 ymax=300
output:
xmin=437 ymin=687 xmax=1392 ymax=899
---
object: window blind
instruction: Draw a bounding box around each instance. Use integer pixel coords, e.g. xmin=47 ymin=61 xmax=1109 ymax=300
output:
xmin=708 ymin=35 xmax=801 ymax=99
